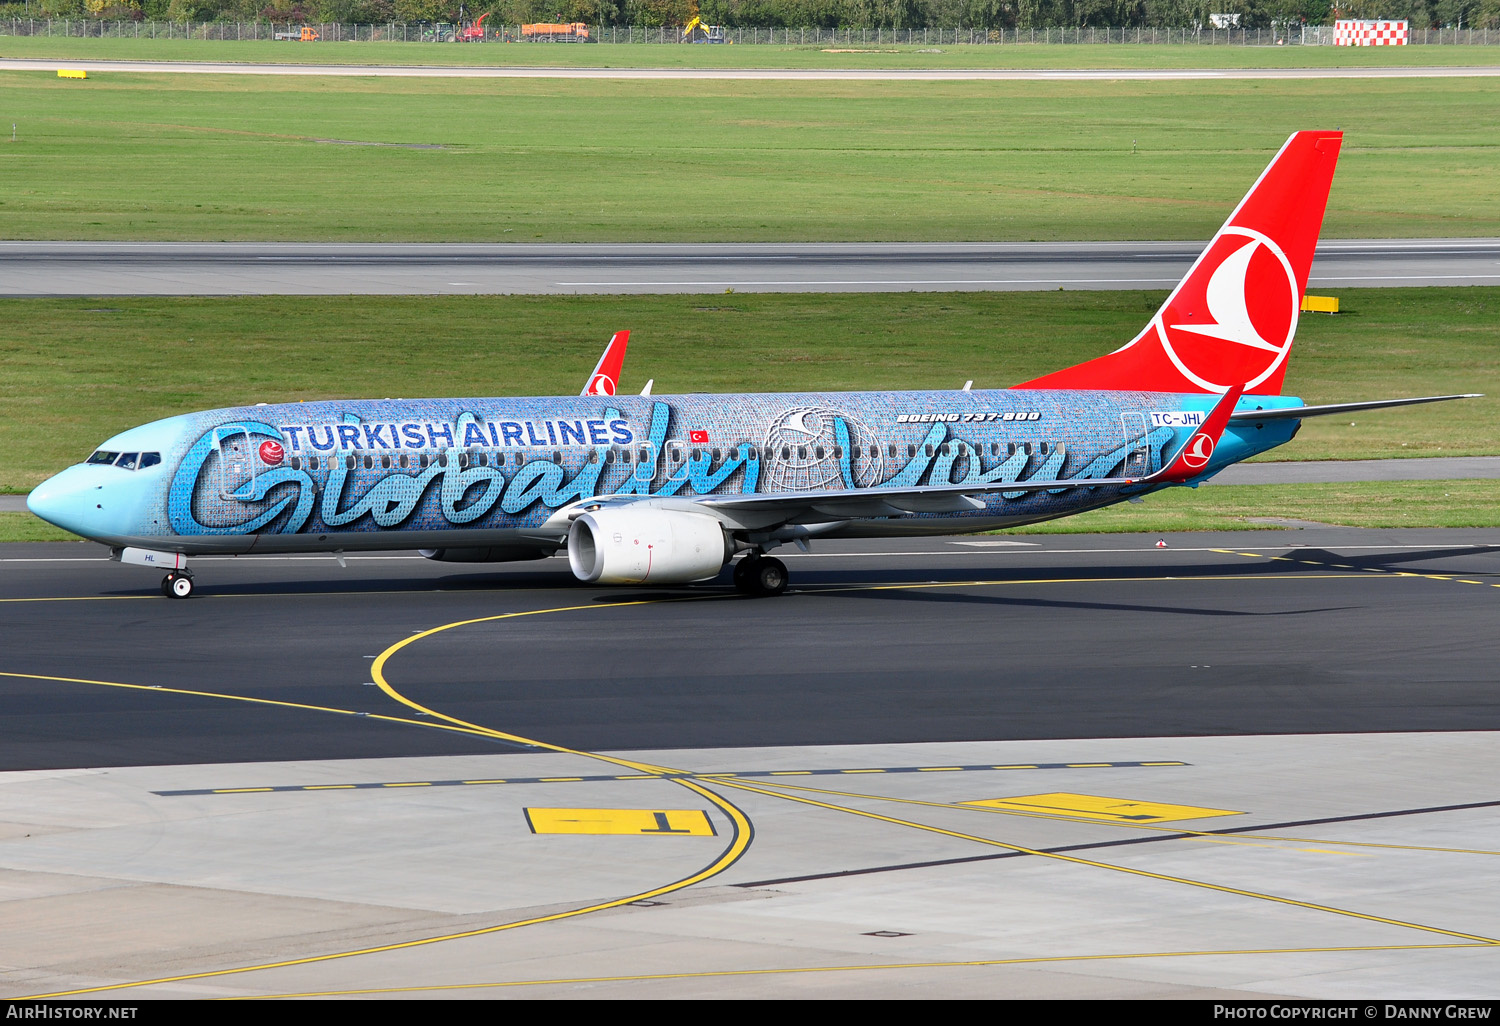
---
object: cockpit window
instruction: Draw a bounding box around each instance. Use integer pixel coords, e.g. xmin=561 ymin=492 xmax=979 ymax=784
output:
xmin=85 ymin=450 xmax=161 ymax=470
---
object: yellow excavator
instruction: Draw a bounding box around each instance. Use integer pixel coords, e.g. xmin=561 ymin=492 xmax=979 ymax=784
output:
xmin=682 ymin=16 xmax=727 ymax=42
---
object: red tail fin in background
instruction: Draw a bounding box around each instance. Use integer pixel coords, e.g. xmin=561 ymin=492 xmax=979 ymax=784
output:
xmin=581 ymin=330 xmax=630 ymax=397
xmin=1016 ymin=131 xmax=1342 ymax=396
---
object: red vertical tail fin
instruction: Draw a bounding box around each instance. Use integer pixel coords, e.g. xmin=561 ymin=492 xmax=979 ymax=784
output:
xmin=1017 ymin=131 xmax=1342 ymax=396
xmin=582 ymin=330 xmax=630 ymax=397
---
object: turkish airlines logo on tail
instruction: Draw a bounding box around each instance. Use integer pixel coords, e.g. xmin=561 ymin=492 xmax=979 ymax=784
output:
xmin=1180 ymin=432 xmax=1215 ymax=469
xmin=586 ymin=374 xmax=617 ymax=396
xmin=1158 ymin=227 xmax=1300 ymax=393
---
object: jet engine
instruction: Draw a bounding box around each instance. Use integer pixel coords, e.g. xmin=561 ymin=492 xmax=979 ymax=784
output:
xmin=567 ymin=508 xmax=731 ymax=585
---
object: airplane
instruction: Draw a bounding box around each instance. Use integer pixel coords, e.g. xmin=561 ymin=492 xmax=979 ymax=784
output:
xmin=26 ymin=130 xmax=1478 ymax=599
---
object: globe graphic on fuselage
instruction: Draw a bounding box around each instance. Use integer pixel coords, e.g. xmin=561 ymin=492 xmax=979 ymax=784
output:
xmin=761 ymin=407 xmax=884 ymax=492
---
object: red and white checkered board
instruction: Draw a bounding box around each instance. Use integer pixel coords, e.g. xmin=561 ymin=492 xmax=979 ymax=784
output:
xmin=1334 ymin=19 xmax=1408 ymax=46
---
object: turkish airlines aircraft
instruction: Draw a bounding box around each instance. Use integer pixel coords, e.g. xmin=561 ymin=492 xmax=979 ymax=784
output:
xmin=27 ymin=131 xmax=1476 ymax=598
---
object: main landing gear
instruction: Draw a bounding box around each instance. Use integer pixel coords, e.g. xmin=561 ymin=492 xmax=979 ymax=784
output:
xmin=161 ymin=571 xmax=195 ymax=599
xmin=733 ymin=554 xmax=788 ymax=597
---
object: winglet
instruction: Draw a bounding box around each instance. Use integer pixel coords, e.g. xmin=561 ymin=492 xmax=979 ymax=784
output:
xmin=581 ymin=330 xmax=630 ymax=397
xmin=1149 ymin=383 xmax=1244 ymax=484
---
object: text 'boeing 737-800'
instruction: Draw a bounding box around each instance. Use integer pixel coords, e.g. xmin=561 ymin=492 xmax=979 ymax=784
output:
xmin=27 ymin=131 xmax=1479 ymax=598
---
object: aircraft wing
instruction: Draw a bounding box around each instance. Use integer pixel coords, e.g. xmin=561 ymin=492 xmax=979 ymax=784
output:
xmin=698 ymin=473 xmax=1144 ymax=518
xmin=1229 ymin=394 xmax=1480 ymax=421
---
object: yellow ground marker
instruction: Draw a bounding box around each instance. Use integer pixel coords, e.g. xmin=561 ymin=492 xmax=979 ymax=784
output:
xmin=964 ymin=792 xmax=1241 ymax=824
xmin=1301 ymin=294 xmax=1339 ymax=314
xmin=525 ymin=808 xmax=716 ymax=837
xmin=57 ymin=69 xmax=87 ymax=79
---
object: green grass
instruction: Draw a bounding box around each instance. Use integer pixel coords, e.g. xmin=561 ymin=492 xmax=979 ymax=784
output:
xmin=6 ymin=35 xmax=1500 ymax=69
xmin=2 ymin=288 xmax=1494 ymax=494
xmin=3 ymin=71 xmax=1498 ymax=241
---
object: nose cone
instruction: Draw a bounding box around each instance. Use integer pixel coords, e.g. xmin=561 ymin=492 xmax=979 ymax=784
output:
xmin=27 ymin=466 xmax=107 ymax=539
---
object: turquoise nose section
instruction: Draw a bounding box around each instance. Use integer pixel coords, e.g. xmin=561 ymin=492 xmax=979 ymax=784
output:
xmin=28 ymin=466 xmax=113 ymax=539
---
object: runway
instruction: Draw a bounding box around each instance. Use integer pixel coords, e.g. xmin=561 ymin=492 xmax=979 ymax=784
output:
xmin=2 ymin=531 xmax=1498 ymax=998
xmin=5 ymin=57 xmax=1500 ymax=80
xmin=4 ymin=238 xmax=1498 ymax=295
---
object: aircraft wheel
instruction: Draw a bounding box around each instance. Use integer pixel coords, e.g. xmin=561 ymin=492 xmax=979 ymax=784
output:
xmin=750 ymin=556 xmax=788 ymax=597
xmin=164 ymin=572 xmax=195 ymax=599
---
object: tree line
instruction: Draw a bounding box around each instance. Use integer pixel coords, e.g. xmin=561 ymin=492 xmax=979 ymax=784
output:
xmin=5 ymin=0 xmax=1496 ymax=31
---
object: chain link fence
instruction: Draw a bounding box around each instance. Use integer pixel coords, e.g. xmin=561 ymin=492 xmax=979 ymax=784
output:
xmin=2 ymin=19 xmax=1496 ymax=45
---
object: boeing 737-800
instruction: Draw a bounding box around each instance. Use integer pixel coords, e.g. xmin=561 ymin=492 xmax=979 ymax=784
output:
xmin=26 ymin=131 xmax=1476 ymax=598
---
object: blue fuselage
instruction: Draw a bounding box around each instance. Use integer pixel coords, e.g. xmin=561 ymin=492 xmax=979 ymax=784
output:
xmin=27 ymin=388 xmax=1303 ymax=554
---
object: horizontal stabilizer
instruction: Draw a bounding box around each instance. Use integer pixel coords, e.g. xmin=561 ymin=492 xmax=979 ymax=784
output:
xmin=1229 ymin=394 xmax=1482 ymax=421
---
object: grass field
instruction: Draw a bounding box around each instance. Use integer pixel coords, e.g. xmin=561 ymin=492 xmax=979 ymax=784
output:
xmin=2 ymin=71 xmax=1497 ymax=241
xmin=2 ymin=288 xmax=1494 ymax=496
xmin=5 ymin=35 xmax=1500 ymax=69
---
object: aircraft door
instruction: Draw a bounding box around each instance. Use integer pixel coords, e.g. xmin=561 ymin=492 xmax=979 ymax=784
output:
xmin=214 ymin=427 xmax=257 ymax=499
xmin=1119 ymin=412 xmax=1154 ymax=477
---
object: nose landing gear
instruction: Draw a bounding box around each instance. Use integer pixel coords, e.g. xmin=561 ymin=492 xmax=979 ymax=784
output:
xmin=733 ymin=554 xmax=788 ymax=597
xmin=161 ymin=571 xmax=195 ymax=599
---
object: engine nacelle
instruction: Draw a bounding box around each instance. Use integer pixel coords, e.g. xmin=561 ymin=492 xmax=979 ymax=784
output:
xmin=418 ymin=546 xmax=551 ymax=563
xmin=567 ymin=508 xmax=730 ymax=585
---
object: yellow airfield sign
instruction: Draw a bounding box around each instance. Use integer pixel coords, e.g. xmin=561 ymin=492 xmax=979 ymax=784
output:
xmin=524 ymin=808 xmax=718 ymax=836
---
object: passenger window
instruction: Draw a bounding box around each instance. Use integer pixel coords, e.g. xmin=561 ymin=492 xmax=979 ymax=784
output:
xmin=888 ymin=443 xmax=897 ymax=458
xmin=712 ymin=448 xmax=721 ymax=461
xmin=399 ymin=454 xmax=409 ymax=469
xmin=291 ymin=456 xmax=302 ymax=470
xmin=924 ymin=444 xmax=933 ymax=457
xmin=907 ymin=445 xmax=916 ymax=458
xmin=1040 ymin=442 xmax=1049 ymax=455
xmin=364 ymin=455 xmax=374 ymax=470
xmin=310 ymin=455 xmax=320 ymax=471
xmin=797 ymin=446 xmax=807 ymax=459
xmin=814 ymin=447 xmax=825 ymax=459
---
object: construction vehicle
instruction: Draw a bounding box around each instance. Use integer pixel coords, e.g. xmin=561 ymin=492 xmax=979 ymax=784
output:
xmin=521 ymin=22 xmax=592 ymax=41
xmin=458 ymin=12 xmax=491 ymax=41
xmin=682 ymin=17 xmax=727 ymax=42
xmin=274 ymin=26 xmax=319 ymax=41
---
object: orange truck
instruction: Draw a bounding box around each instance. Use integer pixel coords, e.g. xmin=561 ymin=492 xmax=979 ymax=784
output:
xmin=521 ymin=22 xmax=592 ymax=41
xmin=274 ymin=26 xmax=319 ymax=41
